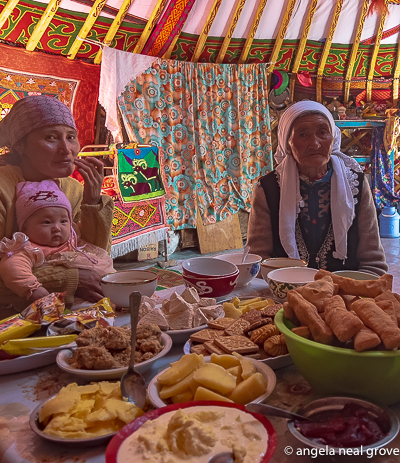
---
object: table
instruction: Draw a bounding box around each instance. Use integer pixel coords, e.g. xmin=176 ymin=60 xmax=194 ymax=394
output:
xmin=2 ymin=280 xmax=400 ymax=463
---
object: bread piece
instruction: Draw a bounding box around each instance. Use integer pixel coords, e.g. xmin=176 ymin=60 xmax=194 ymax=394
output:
xmin=314 ymin=269 xmax=393 ymax=298
xmin=340 ymin=294 xmax=360 ymax=311
xmin=291 ymin=326 xmax=311 ymax=339
xmin=323 ymin=295 xmax=363 ymax=343
xmin=287 ymin=290 xmax=334 ymax=345
xmin=283 ymin=302 xmax=300 ymax=326
xmin=350 ymin=310 xmax=382 ymax=352
xmin=352 ymin=298 xmax=400 ymax=350
xmin=375 ymin=290 xmax=400 ymax=326
xmin=375 ymin=300 xmax=398 ymax=327
xmin=296 ymin=276 xmax=337 ymax=312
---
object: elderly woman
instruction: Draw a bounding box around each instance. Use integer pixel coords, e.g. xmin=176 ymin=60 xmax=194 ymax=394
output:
xmin=247 ymin=100 xmax=387 ymax=276
xmin=0 ymin=96 xmax=114 ymax=308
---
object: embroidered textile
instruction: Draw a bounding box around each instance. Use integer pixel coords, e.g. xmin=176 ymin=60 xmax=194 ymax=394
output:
xmin=148 ymin=267 xmax=184 ymax=290
xmin=372 ymin=124 xmax=400 ymax=208
xmin=100 ymin=48 xmax=273 ymax=230
xmin=101 ymin=176 xmax=168 ymax=258
xmin=114 ymin=143 xmax=166 ymax=203
xmin=0 ymin=43 xmax=99 ymax=147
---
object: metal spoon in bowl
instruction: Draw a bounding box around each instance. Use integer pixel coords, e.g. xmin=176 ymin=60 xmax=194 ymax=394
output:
xmin=241 ymin=244 xmax=250 ymax=264
xmin=245 ymin=403 xmax=311 ymax=421
xmin=208 ymin=452 xmax=234 ymax=463
xmin=120 ymin=292 xmax=146 ymax=409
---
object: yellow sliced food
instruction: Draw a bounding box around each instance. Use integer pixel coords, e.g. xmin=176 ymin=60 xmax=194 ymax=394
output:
xmin=157 ymin=353 xmax=204 ymax=386
xmin=229 ymin=372 xmax=268 ymax=405
xmin=193 ymin=363 xmax=237 ymax=395
xmin=194 ymin=386 xmax=234 ymax=403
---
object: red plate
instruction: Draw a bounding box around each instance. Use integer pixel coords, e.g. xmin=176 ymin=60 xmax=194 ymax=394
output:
xmin=105 ymin=400 xmax=277 ymax=463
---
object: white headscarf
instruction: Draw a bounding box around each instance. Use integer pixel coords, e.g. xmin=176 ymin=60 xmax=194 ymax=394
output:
xmin=275 ymin=101 xmax=363 ymax=262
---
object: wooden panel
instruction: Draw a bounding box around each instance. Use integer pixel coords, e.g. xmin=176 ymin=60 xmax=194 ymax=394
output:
xmin=196 ymin=211 xmax=243 ymax=254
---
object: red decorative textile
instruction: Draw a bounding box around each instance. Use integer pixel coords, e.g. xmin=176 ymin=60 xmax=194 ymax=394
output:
xmin=0 ymin=43 xmax=99 ymax=147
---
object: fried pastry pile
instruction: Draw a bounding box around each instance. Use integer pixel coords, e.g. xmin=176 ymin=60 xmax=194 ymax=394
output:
xmin=69 ymin=324 xmax=162 ymax=370
xmin=284 ymin=270 xmax=400 ymax=352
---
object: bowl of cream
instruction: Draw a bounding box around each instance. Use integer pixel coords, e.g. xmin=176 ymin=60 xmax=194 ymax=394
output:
xmin=105 ymin=401 xmax=277 ymax=463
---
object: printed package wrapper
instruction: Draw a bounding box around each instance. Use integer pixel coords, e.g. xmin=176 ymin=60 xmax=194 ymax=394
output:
xmin=21 ymin=292 xmax=65 ymax=325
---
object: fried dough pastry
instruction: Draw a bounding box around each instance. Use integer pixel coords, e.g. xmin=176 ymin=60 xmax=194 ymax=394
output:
xmin=282 ymin=301 xmax=300 ymax=326
xmin=375 ymin=300 xmax=398 ymax=326
xmin=314 ymin=269 xmax=392 ymax=298
xmin=323 ymin=295 xmax=363 ymax=342
xmin=287 ymin=290 xmax=334 ymax=345
xmin=296 ymin=276 xmax=337 ymax=312
xmin=349 ymin=311 xmax=382 ymax=352
xmin=375 ymin=290 xmax=400 ymax=326
xmin=352 ymin=298 xmax=400 ymax=350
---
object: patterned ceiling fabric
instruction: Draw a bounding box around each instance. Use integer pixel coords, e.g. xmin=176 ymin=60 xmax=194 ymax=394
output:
xmin=0 ymin=43 xmax=99 ymax=147
xmin=141 ymin=0 xmax=196 ymax=57
xmin=100 ymin=48 xmax=273 ymax=231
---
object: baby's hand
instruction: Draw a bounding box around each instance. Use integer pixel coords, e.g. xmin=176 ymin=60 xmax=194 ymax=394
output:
xmin=28 ymin=287 xmax=50 ymax=303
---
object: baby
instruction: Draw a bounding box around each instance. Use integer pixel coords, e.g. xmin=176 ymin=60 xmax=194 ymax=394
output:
xmin=0 ymin=180 xmax=114 ymax=303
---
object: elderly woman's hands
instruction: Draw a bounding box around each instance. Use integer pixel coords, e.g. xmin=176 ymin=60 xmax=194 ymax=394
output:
xmin=74 ymin=157 xmax=104 ymax=205
xmin=75 ymin=269 xmax=104 ymax=302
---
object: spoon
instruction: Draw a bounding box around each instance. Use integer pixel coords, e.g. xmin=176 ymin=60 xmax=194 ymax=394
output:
xmin=208 ymin=452 xmax=234 ymax=463
xmin=245 ymin=402 xmax=311 ymax=421
xmin=120 ymin=291 xmax=146 ymax=409
xmin=241 ymin=244 xmax=250 ymax=264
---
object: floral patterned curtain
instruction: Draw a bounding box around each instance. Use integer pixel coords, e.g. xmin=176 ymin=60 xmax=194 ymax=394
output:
xmin=117 ymin=58 xmax=273 ymax=230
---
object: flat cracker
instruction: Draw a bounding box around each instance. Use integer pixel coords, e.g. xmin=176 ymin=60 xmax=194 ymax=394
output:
xmin=190 ymin=343 xmax=209 ymax=355
xmin=240 ymin=309 xmax=262 ymax=324
xmin=203 ymin=341 xmax=226 ymax=354
xmin=214 ymin=335 xmax=259 ymax=354
xmin=224 ymin=318 xmax=250 ymax=337
xmin=259 ymin=304 xmax=283 ymax=318
xmin=190 ymin=328 xmax=227 ymax=343
xmin=207 ymin=317 xmax=236 ymax=330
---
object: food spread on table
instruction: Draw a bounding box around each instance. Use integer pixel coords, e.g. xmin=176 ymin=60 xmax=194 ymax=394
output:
xmin=116 ymin=405 xmax=269 ymax=463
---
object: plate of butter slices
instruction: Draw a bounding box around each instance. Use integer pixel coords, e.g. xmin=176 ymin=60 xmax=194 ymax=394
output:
xmin=137 ymin=287 xmax=225 ymax=344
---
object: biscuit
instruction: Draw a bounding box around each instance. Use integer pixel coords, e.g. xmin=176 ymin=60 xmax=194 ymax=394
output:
xmin=214 ymin=335 xmax=259 ymax=354
xmin=263 ymin=334 xmax=288 ymax=357
xmin=190 ymin=343 xmax=209 ymax=356
xmin=243 ymin=319 xmax=272 ymax=336
xmin=240 ymin=309 xmax=262 ymax=324
xmin=250 ymin=324 xmax=280 ymax=345
xmin=203 ymin=341 xmax=226 ymax=354
xmin=259 ymin=303 xmax=283 ymax=318
xmin=224 ymin=318 xmax=250 ymax=337
xmin=207 ymin=317 xmax=236 ymax=330
xmin=190 ymin=328 xmax=227 ymax=343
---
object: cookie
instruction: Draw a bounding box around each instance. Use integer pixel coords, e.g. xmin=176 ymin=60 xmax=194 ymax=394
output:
xmin=190 ymin=343 xmax=210 ymax=355
xmin=207 ymin=317 xmax=236 ymax=330
xmin=260 ymin=304 xmax=283 ymax=318
xmin=243 ymin=319 xmax=272 ymax=336
xmin=250 ymin=324 xmax=280 ymax=345
xmin=224 ymin=318 xmax=250 ymax=337
xmin=263 ymin=334 xmax=288 ymax=357
xmin=203 ymin=341 xmax=226 ymax=354
xmin=190 ymin=328 xmax=226 ymax=343
xmin=240 ymin=309 xmax=262 ymax=324
xmin=214 ymin=335 xmax=259 ymax=354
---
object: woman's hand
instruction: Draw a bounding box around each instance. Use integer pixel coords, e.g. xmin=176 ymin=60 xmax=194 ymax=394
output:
xmin=76 ymin=269 xmax=104 ymax=302
xmin=73 ymin=157 xmax=104 ymax=205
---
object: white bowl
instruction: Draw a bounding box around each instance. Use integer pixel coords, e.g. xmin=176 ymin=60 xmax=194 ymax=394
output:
xmin=182 ymin=257 xmax=238 ymax=277
xmin=333 ymin=270 xmax=379 ymax=280
xmin=100 ymin=270 xmax=158 ymax=307
xmin=147 ymin=356 xmax=277 ymax=409
xmin=260 ymin=257 xmax=307 ymax=280
xmin=56 ymin=332 xmax=172 ymax=381
xmin=267 ymin=267 xmax=318 ymax=302
xmin=214 ymin=253 xmax=262 ymax=287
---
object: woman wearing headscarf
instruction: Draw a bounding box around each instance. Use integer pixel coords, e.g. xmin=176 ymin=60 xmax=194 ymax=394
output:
xmin=247 ymin=100 xmax=387 ymax=276
xmin=0 ymin=95 xmax=114 ymax=308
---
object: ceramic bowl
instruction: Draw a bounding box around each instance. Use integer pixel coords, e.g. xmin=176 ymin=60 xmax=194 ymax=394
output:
xmin=100 ymin=270 xmax=158 ymax=307
xmin=147 ymin=356 xmax=277 ymax=409
xmin=260 ymin=257 xmax=307 ymax=280
xmin=267 ymin=267 xmax=318 ymax=302
xmin=214 ymin=252 xmax=262 ymax=287
xmin=182 ymin=257 xmax=238 ymax=278
xmin=275 ymin=310 xmax=400 ymax=405
xmin=182 ymin=269 xmax=239 ymax=298
xmin=287 ymin=396 xmax=399 ymax=453
xmin=105 ymin=401 xmax=277 ymax=463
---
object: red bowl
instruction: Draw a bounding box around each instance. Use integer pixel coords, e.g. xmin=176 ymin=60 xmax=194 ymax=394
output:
xmin=182 ymin=270 xmax=239 ymax=298
xmin=105 ymin=401 xmax=277 ymax=463
xmin=182 ymin=257 xmax=238 ymax=278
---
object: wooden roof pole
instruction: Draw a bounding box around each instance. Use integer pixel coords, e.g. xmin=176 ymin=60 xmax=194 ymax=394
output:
xmin=344 ymin=0 xmax=369 ymax=104
xmin=192 ymin=0 xmax=223 ymax=63
xmin=133 ymin=0 xmax=169 ymax=54
xmin=94 ymin=0 xmax=134 ymax=64
xmin=316 ymin=0 xmax=344 ymax=103
xmin=0 ymin=0 xmax=19 ymax=29
xmin=216 ymin=0 xmax=248 ymax=64
xmin=289 ymin=0 xmax=319 ymax=100
xmin=366 ymin=0 xmax=388 ymax=101
xmin=238 ymin=0 xmax=269 ymax=64
xmin=267 ymin=0 xmax=298 ymax=74
xmin=67 ymin=0 xmax=107 ymax=60
xmin=26 ymin=0 xmax=62 ymax=51
xmin=393 ymin=20 xmax=400 ymax=105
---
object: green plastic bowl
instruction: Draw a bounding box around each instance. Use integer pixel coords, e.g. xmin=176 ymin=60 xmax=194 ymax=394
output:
xmin=275 ymin=309 xmax=400 ymax=406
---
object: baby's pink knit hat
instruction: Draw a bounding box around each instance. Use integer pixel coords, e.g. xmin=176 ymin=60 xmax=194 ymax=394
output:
xmin=16 ymin=180 xmax=72 ymax=231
